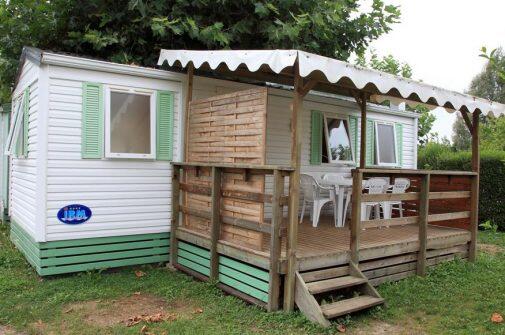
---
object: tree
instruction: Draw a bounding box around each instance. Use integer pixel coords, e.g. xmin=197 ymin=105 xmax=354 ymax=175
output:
xmin=469 ymin=47 xmax=505 ymax=150
xmin=452 ymin=115 xmax=471 ymax=151
xmin=0 ymin=0 xmax=400 ymax=103
xmin=356 ymin=51 xmax=435 ymax=144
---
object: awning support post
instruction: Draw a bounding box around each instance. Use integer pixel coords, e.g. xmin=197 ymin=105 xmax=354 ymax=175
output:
xmin=284 ymin=60 xmax=304 ymax=312
xmin=469 ymin=111 xmax=480 ymax=261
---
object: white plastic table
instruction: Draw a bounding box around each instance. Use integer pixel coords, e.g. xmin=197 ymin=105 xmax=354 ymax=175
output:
xmin=319 ymin=177 xmax=354 ymax=227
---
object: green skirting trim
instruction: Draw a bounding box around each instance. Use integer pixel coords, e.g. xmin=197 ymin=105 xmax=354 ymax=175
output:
xmin=10 ymin=219 xmax=170 ymax=276
xmin=177 ymin=241 xmax=270 ymax=303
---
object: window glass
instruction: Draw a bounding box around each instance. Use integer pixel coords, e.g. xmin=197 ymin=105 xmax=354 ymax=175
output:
xmin=376 ymin=123 xmax=396 ymax=164
xmin=110 ymin=92 xmax=151 ymax=154
xmin=325 ymin=117 xmax=353 ymax=162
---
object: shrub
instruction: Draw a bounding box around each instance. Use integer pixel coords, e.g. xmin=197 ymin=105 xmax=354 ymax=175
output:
xmin=419 ymin=147 xmax=505 ymax=231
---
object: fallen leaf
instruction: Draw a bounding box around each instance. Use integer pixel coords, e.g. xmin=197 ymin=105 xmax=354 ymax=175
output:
xmin=63 ymin=307 xmax=74 ymax=314
xmin=126 ymin=316 xmax=143 ymax=327
xmin=337 ymin=324 xmax=347 ymax=333
xmin=140 ymin=325 xmax=148 ymax=333
xmin=491 ymin=313 xmax=504 ymax=323
xmin=146 ymin=313 xmax=164 ymax=323
xmin=193 ymin=308 xmax=203 ymax=314
xmin=135 ymin=270 xmax=146 ymax=278
xmin=133 ymin=292 xmax=141 ymax=296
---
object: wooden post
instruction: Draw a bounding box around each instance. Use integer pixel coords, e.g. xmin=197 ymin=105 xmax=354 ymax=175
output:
xmin=268 ymin=170 xmax=284 ymax=311
xmin=359 ymin=93 xmax=367 ymax=168
xmin=417 ymin=173 xmax=430 ymax=276
xmin=469 ymin=112 xmax=480 ymax=262
xmin=284 ymin=60 xmax=303 ymax=311
xmin=169 ymin=165 xmax=181 ymax=267
xmin=209 ymin=166 xmax=222 ymax=280
xmin=350 ymin=169 xmax=363 ymax=264
xmin=184 ymin=64 xmax=194 ymax=161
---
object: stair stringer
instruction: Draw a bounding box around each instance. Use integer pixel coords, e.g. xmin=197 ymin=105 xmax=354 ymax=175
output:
xmin=349 ymin=262 xmax=383 ymax=300
xmin=294 ymin=272 xmax=330 ymax=327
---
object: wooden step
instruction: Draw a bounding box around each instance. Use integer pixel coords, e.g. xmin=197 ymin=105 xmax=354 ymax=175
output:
xmin=306 ymin=276 xmax=367 ymax=294
xmin=300 ymin=266 xmax=349 ymax=283
xmin=321 ymin=295 xmax=384 ymax=319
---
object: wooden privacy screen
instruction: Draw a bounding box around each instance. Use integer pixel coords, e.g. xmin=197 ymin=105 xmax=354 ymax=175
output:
xmin=184 ymin=88 xmax=268 ymax=250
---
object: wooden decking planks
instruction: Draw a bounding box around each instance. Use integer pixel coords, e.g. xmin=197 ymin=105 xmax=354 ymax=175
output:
xmin=265 ymin=216 xmax=471 ymax=262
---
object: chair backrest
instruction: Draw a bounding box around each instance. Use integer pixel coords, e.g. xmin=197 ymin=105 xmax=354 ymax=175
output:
xmin=392 ymin=178 xmax=410 ymax=194
xmin=366 ymin=177 xmax=388 ymax=194
xmin=300 ymin=174 xmax=316 ymax=201
xmin=322 ymin=173 xmax=347 ymax=183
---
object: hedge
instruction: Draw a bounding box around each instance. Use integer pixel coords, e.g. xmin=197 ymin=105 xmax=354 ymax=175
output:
xmin=418 ymin=146 xmax=505 ymax=231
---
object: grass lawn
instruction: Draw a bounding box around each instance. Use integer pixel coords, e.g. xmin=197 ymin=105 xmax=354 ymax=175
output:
xmin=0 ymin=223 xmax=504 ymax=335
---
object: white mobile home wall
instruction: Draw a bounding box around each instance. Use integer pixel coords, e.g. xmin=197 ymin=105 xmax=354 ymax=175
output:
xmin=10 ymin=54 xmax=185 ymax=243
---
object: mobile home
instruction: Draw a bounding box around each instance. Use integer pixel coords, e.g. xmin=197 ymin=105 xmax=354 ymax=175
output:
xmin=7 ymin=47 xmax=504 ymax=326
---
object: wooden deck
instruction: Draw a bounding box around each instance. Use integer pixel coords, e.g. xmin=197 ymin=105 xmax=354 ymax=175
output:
xmin=268 ymin=215 xmax=471 ymax=272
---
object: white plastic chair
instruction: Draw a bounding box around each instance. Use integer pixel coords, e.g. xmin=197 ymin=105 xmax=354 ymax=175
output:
xmin=361 ymin=178 xmax=388 ymax=221
xmin=322 ymin=173 xmax=351 ymax=227
xmin=382 ymin=178 xmax=410 ymax=219
xmin=300 ymin=174 xmax=337 ymax=227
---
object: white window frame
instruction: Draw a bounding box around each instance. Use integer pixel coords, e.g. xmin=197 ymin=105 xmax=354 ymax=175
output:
xmin=374 ymin=121 xmax=398 ymax=167
xmin=105 ymin=85 xmax=156 ymax=159
xmin=4 ymin=93 xmax=25 ymax=157
xmin=322 ymin=113 xmax=355 ymax=165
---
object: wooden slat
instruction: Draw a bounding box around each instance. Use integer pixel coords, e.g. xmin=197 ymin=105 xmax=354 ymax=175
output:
xmin=300 ymin=266 xmax=349 ymax=283
xmin=321 ymin=295 xmax=384 ymax=319
xmin=429 ymin=191 xmax=471 ymax=199
xmin=361 ymin=192 xmax=420 ymax=202
xmin=428 ymin=211 xmax=471 ymax=222
xmin=172 ymin=161 xmax=294 ymax=172
xmin=361 ymin=216 xmax=418 ymax=229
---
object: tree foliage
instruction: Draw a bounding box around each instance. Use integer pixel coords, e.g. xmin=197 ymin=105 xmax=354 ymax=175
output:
xmin=0 ymin=0 xmax=400 ymax=103
xmin=356 ymin=51 xmax=435 ymax=144
xmin=452 ymin=115 xmax=471 ymax=151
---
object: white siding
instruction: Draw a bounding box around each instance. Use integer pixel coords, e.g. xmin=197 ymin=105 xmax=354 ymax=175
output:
xmin=9 ymin=58 xmax=40 ymax=238
xmin=44 ymin=65 xmax=183 ymax=241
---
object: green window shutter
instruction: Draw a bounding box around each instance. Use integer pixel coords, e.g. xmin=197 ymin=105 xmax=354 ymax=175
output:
xmin=82 ymin=82 xmax=104 ymax=159
xmin=310 ymin=110 xmax=323 ymax=165
xmin=395 ymin=123 xmax=403 ymax=167
xmin=348 ymin=116 xmax=358 ymax=163
xmin=22 ymin=88 xmax=29 ymax=157
xmin=156 ymin=90 xmax=174 ymax=161
xmin=365 ymin=119 xmax=375 ymax=166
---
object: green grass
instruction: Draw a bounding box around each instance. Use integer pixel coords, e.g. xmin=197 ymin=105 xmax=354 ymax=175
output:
xmin=1 ymin=222 xmax=504 ymax=334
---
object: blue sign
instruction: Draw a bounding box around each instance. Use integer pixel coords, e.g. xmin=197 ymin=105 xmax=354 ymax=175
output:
xmin=57 ymin=204 xmax=92 ymax=225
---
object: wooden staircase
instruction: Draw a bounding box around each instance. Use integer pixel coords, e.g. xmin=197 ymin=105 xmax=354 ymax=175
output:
xmin=295 ymin=262 xmax=384 ymax=327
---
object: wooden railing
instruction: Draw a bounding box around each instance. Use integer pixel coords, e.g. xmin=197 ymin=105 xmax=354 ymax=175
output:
xmin=350 ymin=168 xmax=478 ymax=275
xmin=171 ymin=162 xmax=293 ymax=311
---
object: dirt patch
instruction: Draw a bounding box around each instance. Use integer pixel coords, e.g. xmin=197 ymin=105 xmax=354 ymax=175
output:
xmin=349 ymin=320 xmax=426 ymax=335
xmin=64 ymin=293 xmax=199 ymax=327
xmin=479 ymin=243 xmax=504 ymax=255
xmin=0 ymin=325 xmax=26 ymax=335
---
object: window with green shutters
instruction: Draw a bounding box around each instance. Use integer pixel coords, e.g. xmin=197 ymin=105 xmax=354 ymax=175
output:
xmin=82 ymin=82 xmax=104 ymax=159
xmin=156 ymin=91 xmax=174 ymax=161
xmin=81 ymin=82 xmax=174 ymax=161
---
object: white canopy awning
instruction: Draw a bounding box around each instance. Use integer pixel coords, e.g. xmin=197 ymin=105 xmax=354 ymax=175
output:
xmin=158 ymin=49 xmax=505 ymax=116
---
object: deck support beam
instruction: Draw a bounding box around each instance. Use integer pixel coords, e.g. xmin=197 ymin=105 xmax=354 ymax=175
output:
xmin=169 ymin=166 xmax=181 ymax=267
xmin=350 ymin=170 xmax=363 ymax=264
xmin=417 ymin=174 xmax=430 ymax=276
xmin=171 ymin=63 xmax=194 ymax=269
xmin=268 ymin=170 xmax=284 ymax=311
xmin=469 ymin=111 xmax=480 ymax=261
xmin=284 ymin=59 xmax=304 ymax=311
xmin=209 ymin=167 xmax=222 ymax=280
